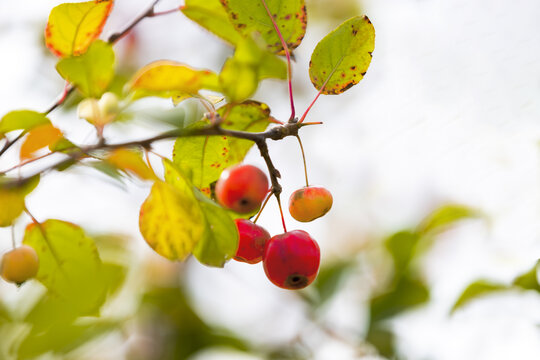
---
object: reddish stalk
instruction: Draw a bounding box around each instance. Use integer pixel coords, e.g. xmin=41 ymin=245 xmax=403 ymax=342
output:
xmin=298 ymin=68 xmax=337 ymax=123
xmin=260 ymin=0 xmax=295 ymax=122
xmin=253 ymin=191 xmax=272 ymax=223
xmin=275 ymin=194 xmax=287 ymax=232
xmin=151 ymin=7 xmax=181 ymax=17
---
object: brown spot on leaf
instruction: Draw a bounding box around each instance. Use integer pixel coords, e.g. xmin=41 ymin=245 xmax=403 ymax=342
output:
xmin=231 ymin=12 xmax=238 ymax=20
xmin=352 ymin=28 xmax=358 ymax=35
xmin=364 ymin=15 xmax=372 ymax=24
xmin=351 ymin=66 xmax=356 ymax=70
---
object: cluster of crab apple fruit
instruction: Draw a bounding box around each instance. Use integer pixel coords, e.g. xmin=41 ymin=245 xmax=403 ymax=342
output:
xmin=215 ymin=163 xmax=333 ymax=290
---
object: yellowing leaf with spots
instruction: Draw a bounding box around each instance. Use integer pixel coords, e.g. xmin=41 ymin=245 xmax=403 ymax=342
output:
xmin=128 ymin=61 xmax=221 ymax=100
xmin=19 ymin=123 xmax=63 ymax=160
xmin=220 ymin=0 xmax=307 ymax=54
xmin=45 ymin=0 xmax=114 ymax=58
xmin=139 ymin=181 xmax=204 ymax=260
xmin=106 ymin=148 xmax=157 ymax=181
xmin=309 ymin=16 xmax=375 ymax=95
xmin=173 ymin=122 xmax=230 ymax=197
xmin=218 ymin=101 xmax=271 ymax=164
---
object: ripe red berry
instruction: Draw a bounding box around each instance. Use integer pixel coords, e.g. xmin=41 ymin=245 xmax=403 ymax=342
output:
xmin=289 ymin=186 xmax=333 ymax=222
xmin=1 ymin=245 xmax=39 ymax=284
xmin=233 ymin=219 xmax=271 ymax=264
xmin=263 ymin=230 xmax=320 ymax=290
xmin=215 ymin=164 xmax=269 ymax=214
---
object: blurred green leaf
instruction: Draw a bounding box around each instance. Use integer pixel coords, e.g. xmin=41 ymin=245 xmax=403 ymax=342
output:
xmin=0 ymin=110 xmax=49 ymax=135
xmin=140 ymin=286 xmax=249 ymax=359
xmin=18 ymin=319 xmax=117 ymax=359
xmin=56 ymin=40 xmax=115 ymax=98
xmin=311 ymin=260 xmax=354 ymax=306
xmin=218 ymin=101 xmax=271 ymax=164
xmin=22 ymin=220 xmax=107 ymax=315
xmin=370 ymin=275 xmax=429 ymax=323
xmin=309 ymin=16 xmax=374 ymax=94
xmin=384 ymin=231 xmax=419 ymax=279
xmin=513 ymin=260 xmax=540 ymax=291
xmin=451 ymin=280 xmax=507 ymax=314
xmin=0 ymin=175 xmax=40 ymax=227
xmin=182 ymin=0 xmax=242 ymax=45
xmin=221 ymin=0 xmax=307 ymax=53
xmin=417 ymin=204 xmax=479 ymax=236
xmin=85 ymin=160 xmax=127 ymax=185
xmin=173 ymin=121 xmax=230 ymax=196
xmin=219 ymin=37 xmax=286 ymax=103
xmin=366 ymin=325 xmax=396 ymax=359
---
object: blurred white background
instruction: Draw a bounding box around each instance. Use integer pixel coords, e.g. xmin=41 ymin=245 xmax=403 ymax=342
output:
xmin=1 ymin=0 xmax=540 ymax=359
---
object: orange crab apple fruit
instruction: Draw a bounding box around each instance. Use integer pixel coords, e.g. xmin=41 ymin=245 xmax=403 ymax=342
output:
xmin=1 ymin=245 xmax=39 ymax=285
xmin=288 ymin=186 xmax=333 ymax=222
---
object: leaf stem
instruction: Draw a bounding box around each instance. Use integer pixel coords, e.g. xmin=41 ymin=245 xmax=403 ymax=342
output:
xmin=298 ymin=67 xmax=337 ymax=123
xmin=259 ymin=0 xmax=295 ymax=122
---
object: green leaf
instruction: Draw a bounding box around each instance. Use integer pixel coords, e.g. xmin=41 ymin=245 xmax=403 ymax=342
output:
xmin=182 ymin=0 xmax=242 ymax=45
xmin=56 ymin=40 xmax=115 ymax=98
xmin=219 ymin=37 xmax=286 ymax=102
xmin=513 ymin=260 xmax=540 ymax=292
xmin=45 ymin=0 xmax=114 ymax=57
xmin=139 ymin=179 xmax=204 ymax=261
xmin=384 ymin=231 xmax=419 ymax=278
xmin=309 ymin=16 xmax=375 ymax=95
xmin=220 ymin=0 xmax=307 ymax=53
xmin=370 ymin=275 xmax=429 ymax=322
xmin=0 ymin=110 xmax=49 ymax=135
xmin=193 ymin=190 xmax=239 ymax=267
xmin=163 ymin=160 xmax=238 ymax=267
xmin=22 ymin=220 xmax=107 ymax=315
xmin=451 ymin=280 xmax=508 ymax=313
xmin=366 ymin=325 xmax=396 ymax=359
xmin=218 ymin=101 xmax=271 ymax=164
xmin=312 ymin=260 xmax=354 ymax=306
xmin=417 ymin=204 xmax=479 ymax=236
xmin=128 ymin=60 xmax=221 ymax=100
xmin=18 ymin=320 xmax=117 ymax=359
xmin=219 ymin=58 xmax=258 ymax=103
xmin=173 ymin=122 xmax=230 ymax=196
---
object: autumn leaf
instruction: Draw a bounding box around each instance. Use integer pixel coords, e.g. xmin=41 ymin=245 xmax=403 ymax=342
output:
xmin=45 ymin=0 xmax=114 ymax=57
xmin=19 ymin=124 xmax=63 ymax=160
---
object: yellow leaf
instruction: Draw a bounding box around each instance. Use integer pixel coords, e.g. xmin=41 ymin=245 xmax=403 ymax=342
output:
xmin=106 ymin=149 xmax=157 ymax=181
xmin=128 ymin=60 xmax=221 ymax=99
xmin=0 ymin=189 xmax=25 ymax=227
xmin=20 ymin=124 xmax=63 ymax=160
xmin=139 ymin=181 xmax=204 ymax=260
xmin=45 ymin=0 xmax=114 ymax=57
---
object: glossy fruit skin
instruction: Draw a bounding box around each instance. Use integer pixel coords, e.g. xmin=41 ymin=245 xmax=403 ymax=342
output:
xmin=289 ymin=186 xmax=333 ymax=222
xmin=263 ymin=230 xmax=320 ymax=290
xmin=1 ymin=245 xmax=39 ymax=284
xmin=215 ymin=164 xmax=269 ymax=214
xmin=233 ymin=219 xmax=271 ymax=264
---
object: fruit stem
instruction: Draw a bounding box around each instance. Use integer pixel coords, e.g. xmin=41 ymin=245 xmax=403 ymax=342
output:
xmin=151 ymin=7 xmax=181 ymax=17
xmin=275 ymin=194 xmax=288 ymax=232
xmin=260 ymin=0 xmax=295 ymax=122
xmin=253 ymin=191 xmax=272 ymax=223
xmin=298 ymin=67 xmax=337 ymax=123
xmin=11 ymin=225 xmax=16 ymax=250
xmin=295 ymin=135 xmax=309 ymax=187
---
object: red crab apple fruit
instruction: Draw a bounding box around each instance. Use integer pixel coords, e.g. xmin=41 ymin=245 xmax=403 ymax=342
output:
xmin=289 ymin=186 xmax=333 ymax=222
xmin=233 ymin=219 xmax=271 ymax=264
xmin=1 ymin=245 xmax=39 ymax=284
xmin=216 ymin=164 xmax=269 ymax=214
xmin=263 ymin=230 xmax=320 ymax=290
